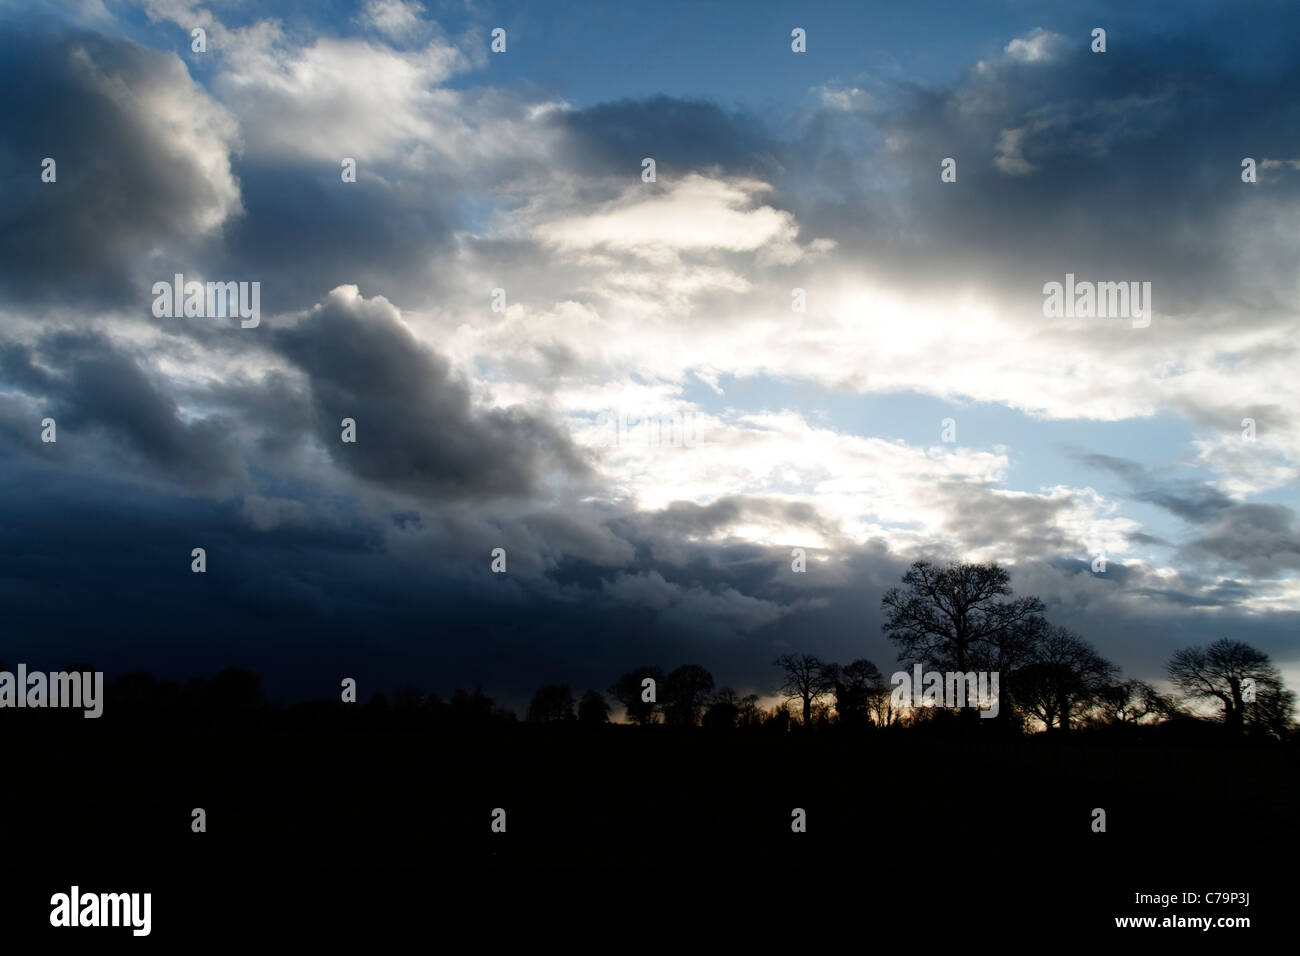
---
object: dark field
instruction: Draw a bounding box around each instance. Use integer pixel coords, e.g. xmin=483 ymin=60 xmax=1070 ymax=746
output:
xmin=9 ymin=706 xmax=1293 ymax=942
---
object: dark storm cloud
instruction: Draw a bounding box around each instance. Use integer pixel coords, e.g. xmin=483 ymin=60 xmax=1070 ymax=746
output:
xmin=0 ymin=331 xmax=241 ymax=489
xmin=1044 ymin=558 xmax=1244 ymax=610
xmin=1049 ymin=556 xmax=1138 ymax=585
xmin=1125 ymin=531 xmax=1168 ymax=547
xmin=0 ymin=27 xmax=240 ymax=309
xmin=0 ymin=24 xmax=475 ymax=319
xmin=1070 ymin=451 xmax=1300 ymax=575
xmin=214 ymin=165 xmax=461 ymax=315
xmin=1007 ymin=558 xmax=1300 ymax=678
xmin=1137 ymin=483 xmax=1236 ymax=524
xmin=1071 ymin=452 xmax=1146 ymax=485
xmin=551 ymin=95 xmax=781 ymax=180
xmin=1072 ymin=451 xmax=1233 ymax=523
xmin=630 ymin=496 xmax=840 ymax=541
xmin=776 ymin=13 xmax=1300 ymax=319
xmin=511 ymin=508 xmax=636 ymax=569
xmin=1179 ymin=503 xmax=1300 ymax=575
xmin=0 ymin=446 xmax=857 ymax=704
xmin=0 ymin=279 xmax=593 ymax=510
xmin=0 ymin=432 xmax=1288 ymax=706
xmin=930 ymin=480 xmax=1077 ymax=553
xmin=272 ymin=288 xmax=590 ymax=499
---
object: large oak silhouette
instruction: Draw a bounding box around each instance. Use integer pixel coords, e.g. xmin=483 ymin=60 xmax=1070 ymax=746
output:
xmin=881 ymin=561 xmax=1045 ymax=673
xmin=773 ymin=653 xmax=837 ymax=727
xmin=1168 ymin=638 xmax=1294 ymax=737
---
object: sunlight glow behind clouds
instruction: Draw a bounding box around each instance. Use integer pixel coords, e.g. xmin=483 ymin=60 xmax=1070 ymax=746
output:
xmin=535 ymin=175 xmax=805 ymax=261
xmin=4 ymin=0 xmax=1298 ymax=688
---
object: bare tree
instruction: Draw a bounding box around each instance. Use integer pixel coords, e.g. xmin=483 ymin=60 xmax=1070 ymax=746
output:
xmin=702 ymin=687 xmax=740 ymax=730
xmin=1168 ymin=638 xmax=1295 ymax=737
xmin=882 ymin=561 xmax=1046 ymax=676
xmin=664 ymin=664 xmax=715 ymax=726
xmin=1244 ymin=679 xmax=1298 ymax=739
xmin=577 ymin=689 xmax=611 ymax=725
xmin=609 ymin=666 xmax=665 ymax=725
xmin=867 ymin=679 xmax=899 ymax=727
xmin=527 ymin=683 xmax=575 ymax=724
xmin=763 ymin=701 xmax=793 ymax=733
xmin=1015 ymin=627 xmax=1116 ymax=732
xmin=833 ymin=658 xmax=884 ymax=726
xmin=773 ymin=653 xmax=838 ymax=727
xmin=1091 ymin=679 xmax=1166 ymax=726
xmin=882 ymin=560 xmax=1048 ymax=725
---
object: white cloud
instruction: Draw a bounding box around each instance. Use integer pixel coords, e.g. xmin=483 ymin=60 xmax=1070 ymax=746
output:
xmin=1192 ymin=433 xmax=1298 ymax=498
xmin=215 ymin=36 xmax=469 ymax=162
xmin=994 ymin=127 xmax=1037 ymax=175
xmin=534 ymin=175 xmax=803 ymax=261
xmin=358 ymin=0 xmax=427 ymax=41
xmin=1004 ymin=28 xmax=1064 ymax=63
xmin=815 ymin=85 xmax=874 ymax=111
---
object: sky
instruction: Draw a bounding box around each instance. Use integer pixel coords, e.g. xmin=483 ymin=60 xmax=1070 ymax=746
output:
xmin=1 ymin=0 xmax=1298 ymax=709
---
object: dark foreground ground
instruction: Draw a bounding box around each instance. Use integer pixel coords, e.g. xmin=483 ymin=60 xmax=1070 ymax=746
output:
xmin=4 ymin=716 xmax=1294 ymax=944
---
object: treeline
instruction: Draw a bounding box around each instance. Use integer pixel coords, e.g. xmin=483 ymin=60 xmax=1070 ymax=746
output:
xmin=5 ymin=561 xmax=1295 ymax=741
xmin=525 ymin=560 xmax=1297 ymax=739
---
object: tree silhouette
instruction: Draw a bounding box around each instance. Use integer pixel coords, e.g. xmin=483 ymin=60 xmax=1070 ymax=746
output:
xmin=107 ymin=671 xmax=184 ymax=715
xmin=664 ymin=664 xmax=715 ymax=726
xmin=577 ymin=689 xmax=611 ymax=725
xmin=393 ymin=687 xmax=425 ymax=714
xmin=1168 ymin=638 xmax=1295 ymax=737
xmin=189 ymin=666 xmax=266 ymax=713
xmin=882 ymin=560 xmax=1046 ymax=724
xmin=527 ymin=683 xmax=576 ymax=723
xmin=420 ymin=692 xmax=447 ymax=721
xmin=1092 ymin=679 xmax=1165 ymax=726
xmin=882 ymin=560 xmax=1046 ymax=675
xmin=448 ymin=686 xmax=513 ymax=725
xmin=773 ymin=653 xmax=837 ymax=727
xmin=833 ymin=658 xmax=884 ymax=727
xmin=364 ymin=691 xmax=391 ymax=719
xmin=1015 ymin=626 xmax=1116 ymax=732
xmin=1243 ymin=677 xmax=1298 ymax=739
xmin=702 ymin=686 xmax=741 ymax=730
xmin=763 ymin=701 xmax=793 ymax=733
xmin=609 ymin=666 xmax=664 ymax=725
